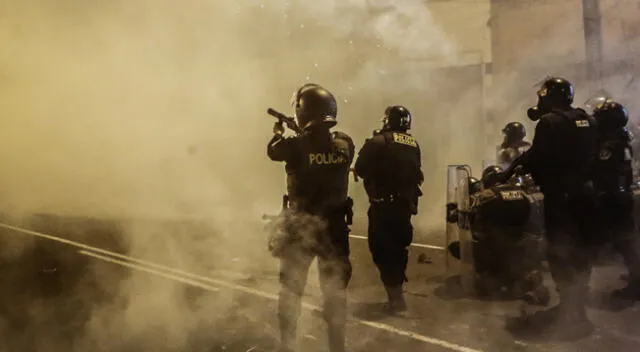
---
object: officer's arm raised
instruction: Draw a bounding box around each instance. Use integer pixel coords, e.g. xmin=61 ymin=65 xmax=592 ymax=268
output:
xmin=267 ymin=134 xmax=296 ymax=162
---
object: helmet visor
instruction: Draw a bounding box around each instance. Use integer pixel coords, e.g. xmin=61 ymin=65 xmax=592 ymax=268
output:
xmin=584 ymin=93 xmax=611 ymax=112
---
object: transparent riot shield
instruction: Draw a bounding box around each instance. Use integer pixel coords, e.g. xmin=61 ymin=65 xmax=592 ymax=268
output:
xmin=445 ymin=165 xmax=475 ymax=295
xmin=455 ymin=166 xmax=476 ymax=294
xmin=445 ymin=166 xmax=461 ymax=271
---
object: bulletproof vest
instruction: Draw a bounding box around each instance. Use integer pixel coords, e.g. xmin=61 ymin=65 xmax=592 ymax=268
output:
xmin=362 ymin=130 xmax=422 ymax=203
xmin=285 ymin=130 xmax=354 ymax=213
xmin=533 ymin=108 xmax=598 ymax=195
xmin=471 ymin=184 xmax=532 ymax=229
xmin=593 ymin=129 xmax=634 ymax=192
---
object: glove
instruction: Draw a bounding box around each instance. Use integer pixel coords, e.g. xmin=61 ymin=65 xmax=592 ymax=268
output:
xmin=273 ymin=121 xmax=285 ymax=135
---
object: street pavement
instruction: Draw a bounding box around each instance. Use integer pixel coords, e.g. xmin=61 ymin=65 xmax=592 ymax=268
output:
xmin=0 ymin=214 xmax=639 ymax=352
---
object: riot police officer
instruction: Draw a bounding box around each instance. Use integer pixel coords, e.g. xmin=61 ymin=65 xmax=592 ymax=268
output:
xmin=590 ymin=98 xmax=640 ymax=300
xmin=497 ymin=122 xmax=531 ymax=169
xmin=502 ymin=77 xmax=598 ymax=336
xmin=453 ymin=166 xmax=548 ymax=303
xmin=354 ymin=105 xmax=423 ymax=313
xmin=267 ymin=83 xmax=355 ymax=352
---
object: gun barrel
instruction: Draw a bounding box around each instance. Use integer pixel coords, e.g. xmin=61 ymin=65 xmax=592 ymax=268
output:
xmin=267 ymin=108 xmax=303 ymax=134
xmin=267 ymin=108 xmax=287 ymax=120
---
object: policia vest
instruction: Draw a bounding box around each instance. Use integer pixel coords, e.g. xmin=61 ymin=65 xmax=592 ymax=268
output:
xmin=285 ymin=131 xmax=354 ymax=214
xmin=361 ymin=130 xmax=422 ymax=212
xmin=470 ymin=181 xmax=544 ymax=241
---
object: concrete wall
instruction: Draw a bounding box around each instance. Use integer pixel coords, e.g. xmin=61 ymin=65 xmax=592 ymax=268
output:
xmin=489 ymin=0 xmax=640 ymax=121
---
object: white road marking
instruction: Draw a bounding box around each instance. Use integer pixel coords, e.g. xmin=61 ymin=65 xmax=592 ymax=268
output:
xmin=0 ymin=223 xmax=226 ymax=286
xmin=78 ymin=250 xmax=220 ymax=293
xmin=0 ymin=222 xmax=481 ymax=352
xmin=349 ymin=234 xmax=445 ymax=251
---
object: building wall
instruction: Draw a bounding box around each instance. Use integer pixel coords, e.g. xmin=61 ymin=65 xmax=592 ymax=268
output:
xmin=489 ymin=0 xmax=640 ymax=122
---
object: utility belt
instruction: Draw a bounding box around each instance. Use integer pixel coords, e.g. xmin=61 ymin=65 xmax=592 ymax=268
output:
xmin=370 ymin=193 xmax=417 ymax=214
xmin=283 ymin=194 xmax=354 ymax=225
xmin=369 ymin=193 xmax=402 ymax=204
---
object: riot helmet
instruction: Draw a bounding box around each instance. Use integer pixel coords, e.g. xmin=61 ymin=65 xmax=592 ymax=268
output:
xmin=591 ymin=98 xmax=629 ymax=131
xmin=502 ymin=122 xmax=526 ymax=145
xmin=527 ymin=77 xmax=574 ymax=121
xmin=382 ymin=105 xmax=412 ymax=131
xmin=290 ymin=83 xmax=338 ymax=130
xmin=481 ymin=165 xmax=503 ymax=189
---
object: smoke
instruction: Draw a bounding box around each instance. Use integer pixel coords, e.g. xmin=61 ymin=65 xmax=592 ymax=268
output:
xmin=0 ymin=0 xmax=477 ymax=350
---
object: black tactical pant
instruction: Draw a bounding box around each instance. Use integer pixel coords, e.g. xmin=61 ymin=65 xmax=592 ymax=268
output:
xmin=278 ymin=211 xmax=352 ymax=352
xmin=367 ymin=201 xmax=413 ymax=289
xmin=598 ymin=192 xmax=640 ymax=279
xmin=543 ymin=193 xmax=597 ymax=314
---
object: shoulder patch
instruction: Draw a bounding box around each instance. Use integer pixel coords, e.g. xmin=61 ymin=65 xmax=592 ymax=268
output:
xmin=500 ymin=190 xmax=525 ymax=201
xmin=575 ymin=120 xmax=590 ymax=128
xmin=392 ymin=132 xmax=417 ymax=147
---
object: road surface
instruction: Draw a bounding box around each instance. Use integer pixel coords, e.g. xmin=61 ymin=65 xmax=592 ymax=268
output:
xmin=0 ymin=214 xmax=639 ymax=352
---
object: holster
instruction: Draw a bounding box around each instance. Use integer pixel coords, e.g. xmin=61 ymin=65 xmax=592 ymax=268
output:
xmin=344 ymin=197 xmax=354 ymax=225
xmin=267 ymin=194 xmax=292 ymax=258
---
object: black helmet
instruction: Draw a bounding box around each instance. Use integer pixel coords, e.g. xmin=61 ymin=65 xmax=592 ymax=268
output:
xmin=502 ymin=122 xmax=526 ymax=141
xmin=290 ymin=83 xmax=338 ymax=130
xmin=469 ymin=177 xmax=481 ymax=195
xmin=481 ymin=165 xmax=503 ymax=189
xmin=383 ymin=105 xmax=412 ymax=131
xmin=528 ymin=77 xmax=574 ymax=121
xmin=592 ymin=98 xmax=629 ymax=130
xmin=537 ymin=77 xmax=574 ymax=105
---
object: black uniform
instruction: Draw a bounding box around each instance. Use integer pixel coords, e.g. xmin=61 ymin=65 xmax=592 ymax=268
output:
xmin=468 ymin=179 xmax=547 ymax=302
xmin=354 ymin=106 xmax=423 ymax=312
xmin=504 ymin=77 xmax=598 ymax=333
xmin=590 ymin=99 xmax=640 ymax=299
xmin=268 ymin=84 xmax=354 ymax=352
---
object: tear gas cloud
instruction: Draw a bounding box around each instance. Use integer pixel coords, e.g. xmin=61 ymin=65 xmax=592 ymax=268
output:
xmin=0 ymin=0 xmax=470 ymax=230
xmin=3 ymin=0 xmax=640 ymax=349
xmin=0 ymin=0 xmax=474 ymax=349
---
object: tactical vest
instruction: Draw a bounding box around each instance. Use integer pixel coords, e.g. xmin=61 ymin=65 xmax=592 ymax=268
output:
xmin=534 ymin=108 xmax=597 ymax=195
xmin=285 ymin=131 xmax=353 ymax=214
xmin=364 ymin=130 xmax=421 ymax=205
xmin=470 ymin=182 xmax=544 ymax=240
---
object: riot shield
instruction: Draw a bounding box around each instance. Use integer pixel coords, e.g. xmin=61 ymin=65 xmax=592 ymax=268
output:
xmin=445 ymin=165 xmax=475 ymax=294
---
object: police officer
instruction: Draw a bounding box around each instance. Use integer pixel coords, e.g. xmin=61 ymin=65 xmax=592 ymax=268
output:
xmin=502 ymin=77 xmax=598 ymax=336
xmin=468 ymin=166 xmax=549 ymax=303
xmin=267 ymin=83 xmax=355 ymax=352
xmin=497 ymin=122 xmax=531 ymax=169
xmin=590 ymin=98 xmax=640 ymax=300
xmin=354 ymin=105 xmax=423 ymax=313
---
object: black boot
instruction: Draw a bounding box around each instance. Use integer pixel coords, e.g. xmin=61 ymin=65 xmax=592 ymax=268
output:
xmin=383 ymin=285 xmax=407 ymax=314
